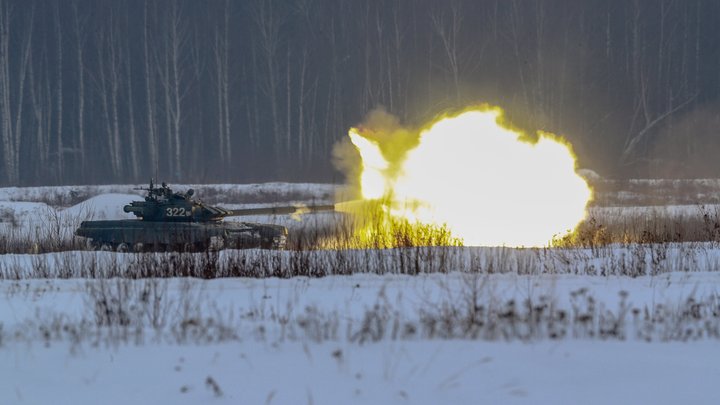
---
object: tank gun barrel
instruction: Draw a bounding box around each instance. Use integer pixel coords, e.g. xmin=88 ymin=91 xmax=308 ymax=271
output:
xmin=229 ymin=204 xmax=336 ymax=217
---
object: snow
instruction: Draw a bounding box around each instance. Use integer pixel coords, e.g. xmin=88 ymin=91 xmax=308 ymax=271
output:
xmin=6 ymin=269 xmax=720 ymax=329
xmin=1 ymin=182 xmax=720 ymax=404
xmin=1 ymin=270 xmax=719 ymax=403
xmin=0 ymin=193 xmax=142 ymax=250
xmin=62 ymin=193 xmax=143 ymax=220
xmin=3 ymin=340 xmax=719 ymax=405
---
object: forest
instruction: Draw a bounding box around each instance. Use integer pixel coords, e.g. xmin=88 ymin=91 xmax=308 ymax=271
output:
xmin=0 ymin=0 xmax=717 ymax=186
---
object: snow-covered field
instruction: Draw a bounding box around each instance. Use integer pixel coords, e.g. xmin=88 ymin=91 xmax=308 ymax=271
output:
xmin=6 ymin=340 xmax=719 ymax=404
xmin=1 ymin=182 xmax=720 ymax=404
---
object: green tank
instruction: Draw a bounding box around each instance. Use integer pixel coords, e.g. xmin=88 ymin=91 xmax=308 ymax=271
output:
xmin=74 ymin=181 xmax=334 ymax=252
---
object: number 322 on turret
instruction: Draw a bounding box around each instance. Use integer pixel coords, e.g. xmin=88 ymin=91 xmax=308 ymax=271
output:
xmin=165 ymin=207 xmax=189 ymax=217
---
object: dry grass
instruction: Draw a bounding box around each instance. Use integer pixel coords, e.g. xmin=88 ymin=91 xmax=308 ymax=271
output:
xmin=2 ymin=275 xmax=718 ymax=350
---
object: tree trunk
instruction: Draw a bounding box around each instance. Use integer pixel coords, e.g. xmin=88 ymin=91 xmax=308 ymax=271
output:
xmin=54 ymin=3 xmax=64 ymax=182
xmin=143 ymin=2 xmax=158 ymax=178
xmin=72 ymin=1 xmax=85 ymax=175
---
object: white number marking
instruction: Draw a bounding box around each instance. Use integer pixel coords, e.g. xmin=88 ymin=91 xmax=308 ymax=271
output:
xmin=165 ymin=207 xmax=187 ymax=217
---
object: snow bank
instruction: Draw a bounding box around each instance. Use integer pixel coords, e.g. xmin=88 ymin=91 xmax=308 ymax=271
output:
xmin=62 ymin=193 xmax=142 ymax=220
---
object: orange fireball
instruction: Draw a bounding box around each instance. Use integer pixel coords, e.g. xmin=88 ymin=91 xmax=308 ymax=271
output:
xmin=348 ymin=106 xmax=592 ymax=247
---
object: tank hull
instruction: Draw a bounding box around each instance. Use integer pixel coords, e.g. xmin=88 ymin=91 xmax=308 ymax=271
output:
xmin=75 ymin=219 xmax=287 ymax=251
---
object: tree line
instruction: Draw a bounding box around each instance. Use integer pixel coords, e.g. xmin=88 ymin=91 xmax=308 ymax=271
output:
xmin=0 ymin=0 xmax=718 ymax=186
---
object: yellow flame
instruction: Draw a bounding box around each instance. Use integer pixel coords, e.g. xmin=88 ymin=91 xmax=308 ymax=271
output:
xmin=348 ymin=106 xmax=593 ymax=247
xmin=347 ymin=132 xmax=388 ymax=200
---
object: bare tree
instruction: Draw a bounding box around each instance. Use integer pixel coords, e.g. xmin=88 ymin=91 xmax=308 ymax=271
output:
xmin=250 ymin=0 xmax=284 ymax=163
xmin=53 ymin=2 xmax=63 ymax=181
xmin=293 ymin=0 xmax=314 ymax=162
xmin=213 ymin=0 xmax=231 ymax=164
xmin=508 ymin=0 xmax=532 ymax=113
xmin=71 ymin=1 xmax=86 ymax=174
xmin=29 ymin=42 xmax=50 ymax=181
xmin=188 ymin=13 xmax=207 ymax=173
xmin=143 ymin=1 xmax=158 ymax=177
xmin=124 ymin=5 xmax=138 ymax=180
xmin=95 ymin=8 xmax=123 ymax=178
xmin=620 ymin=1 xmax=698 ymax=167
xmin=431 ymin=1 xmax=463 ymax=101
xmin=157 ymin=1 xmax=188 ymax=179
xmin=285 ymin=43 xmax=291 ymax=155
xmin=297 ymin=47 xmax=308 ymax=161
xmin=0 ymin=2 xmax=33 ymax=184
xmin=0 ymin=0 xmax=11 ymax=183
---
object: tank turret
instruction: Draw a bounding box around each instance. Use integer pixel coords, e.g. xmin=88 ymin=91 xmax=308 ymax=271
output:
xmin=75 ymin=181 xmax=335 ymax=252
xmin=122 ymin=181 xmax=235 ymax=222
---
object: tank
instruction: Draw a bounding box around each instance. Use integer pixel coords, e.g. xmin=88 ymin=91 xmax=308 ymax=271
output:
xmin=74 ymin=181 xmax=334 ymax=252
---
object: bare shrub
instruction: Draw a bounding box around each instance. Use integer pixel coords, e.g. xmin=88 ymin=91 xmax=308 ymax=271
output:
xmin=418 ymin=280 xmax=720 ymax=342
xmin=2 ymin=277 xmax=719 ymax=349
xmin=0 ymin=207 xmax=19 ymax=228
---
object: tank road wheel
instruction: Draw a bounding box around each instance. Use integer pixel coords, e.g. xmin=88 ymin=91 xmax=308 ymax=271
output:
xmin=116 ymin=243 xmax=130 ymax=253
xmin=86 ymin=239 xmax=101 ymax=251
xmin=100 ymin=243 xmax=113 ymax=251
xmin=181 ymin=242 xmax=202 ymax=253
xmin=147 ymin=242 xmax=166 ymax=252
xmin=260 ymin=233 xmax=287 ymax=250
xmin=149 ymin=242 xmax=162 ymax=252
xmin=260 ymin=238 xmax=273 ymax=250
xmin=191 ymin=241 xmax=209 ymax=252
xmin=133 ymin=243 xmax=145 ymax=253
xmin=209 ymin=236 xmax=225 ymax=251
